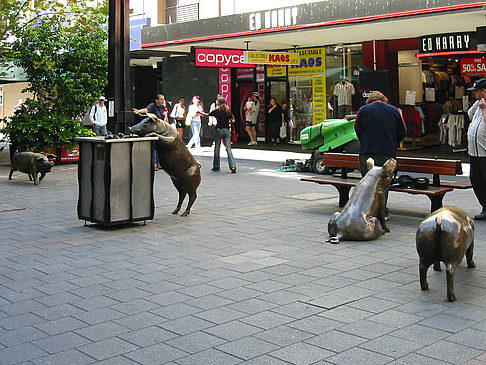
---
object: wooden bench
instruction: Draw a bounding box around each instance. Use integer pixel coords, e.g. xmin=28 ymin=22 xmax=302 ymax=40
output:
xmin=300 ymin=153 xmax=471 ymax=213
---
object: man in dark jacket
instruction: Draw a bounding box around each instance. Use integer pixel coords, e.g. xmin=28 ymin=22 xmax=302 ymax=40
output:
xmin=355 ymin=91 xmax=407 ymax=216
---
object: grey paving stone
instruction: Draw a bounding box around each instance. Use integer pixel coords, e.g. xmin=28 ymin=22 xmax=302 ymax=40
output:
xmin=338 ymin=319 xmax=395 ymax=339
xmin=416 ymin=340 xmax=483 ymax=364
xmin=394 ymin=300 xmax=447 ymax=317
xmin=72 ymin=296 xmax=121 ymax=311
xmin=368 ymin=309 xmax=423 ymax=328
xmin=0 ymin=342 xmax=48 ymax=365
xmin=386 ymin=353 xmax=452 ymax=365
xmin=0 ymin=326 xmax=47 ymax=347
xmin=216 ymin=336 xmax=280 ymax=361
xmin=73 ymin=307 xmax=125 ymax=325
xmin=390 ymin=324 xmax=451 ymax=345
xmin=227 ymin=297 xmax=279 ymax=314
xmin=216 ymin=287 xmax=263 ymax=301
xmin=445 ymin=303 xmax=486 ymax=321
xmin=32 ymin=349 xmax=96 ymax=365
xmin=359 ymin=335 xmax=423 ymax=358
xmin=95 ymin=355 xmax=141 ymax=365
xmin=271 ymin=301 xmax=324 ymax=319
xmin=419 ymin=313 xmax=478 ymax=333
xmin=105 ymin=287 xmax=150 ymax=302
xmin=304 ymin=330 xmax=367 ymax=353
xmin=243 ymin=355 xmax=296 ymax=364
xmin=114 ymin=312 xmax=166 ymax=330
xmin=146 ymin=291 xmax=195 ymax=306
xmin=110 ymin=298 xmax=160 ymax=315
xmin=124 ymin=343 xmax=188 ymax=364
xmin=258 ymin=290 xmax=305 ymax=305
xmin=118 ymin=325 xmax=178 ymax=347
xmin=253 ymin=325 xmax=314 ymax=347
xmin=185 ymin=294 xmax=235 ymax=310
xmin=245 ymin=279 xmax=292 ymax=293
xmin=175 ymin=348 xmax=241 ymax=365
xmin=75 ymin=322 xmax=130 ymax=341
xmin=287 ymin=315 xmax=343 ymax=335
xmin=326 ymin=346 xmax=393 ymax=365
xmin=33 ymin=332 xmax=92 ymax=354
xmin=0 ymin=298 xmax=48 ymax=316
xmin=318 ymin=305 xmax=372 ymax=323
xmin=203 ymin=320 xmax=263 ymax=341
xmin=77 ymin=337 xmax=139 ymax=361
xmin=348 ymin=296 xmax=400 ymax=314
xmin=0 ymin=312 xmax=45 ymax=330
xmin=239 ymin=310 xmax=293 ymax=330
xmin=193 ymin=306 xmax=247 ymax=324
xmin=34 ymin=316 xmax=88 ymax=336
xmin=269 ymin=342 xmax=334 ymax=365
xmin=35 ymin=292 xmax=83 ymax=307
xmin=150 ymin=302 xmax=201 ymax=320
xmin=447 ymin=328 xmax=486 ymax=351
xmin=159 ymin=315 xmax=215 ymax=335
xmin=166 ymin=331 xmax=227 ymax=354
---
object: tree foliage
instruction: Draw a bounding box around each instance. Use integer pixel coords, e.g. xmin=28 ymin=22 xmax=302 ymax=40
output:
xmin=1 ymin=1 xmax=108 ymax=152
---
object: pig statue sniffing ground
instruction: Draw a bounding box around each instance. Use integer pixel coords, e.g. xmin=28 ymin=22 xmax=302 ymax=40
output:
xmin=9 ymin=152 xmax=54 ymax=185
xmin=328 ymin=158 xmax=397 ymax=243
xmin=416 ymin=206 xmax=475 ymax=302
xmin=129 ymin=113 xmax=201 ymax=217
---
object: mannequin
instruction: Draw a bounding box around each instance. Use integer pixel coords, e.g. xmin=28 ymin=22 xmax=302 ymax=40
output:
xmin=333 ymin=79 xmax=355 ymax=118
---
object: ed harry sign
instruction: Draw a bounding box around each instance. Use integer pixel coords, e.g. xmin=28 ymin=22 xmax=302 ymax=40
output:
xmin=243 ymin=51 xmax=299 ymax=65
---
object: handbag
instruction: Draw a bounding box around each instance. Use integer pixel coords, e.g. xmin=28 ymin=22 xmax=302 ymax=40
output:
xmin=280 ymin=123 xmax=287 ymax=139
xmin=185 ymin=112 xmax=193 ymax=126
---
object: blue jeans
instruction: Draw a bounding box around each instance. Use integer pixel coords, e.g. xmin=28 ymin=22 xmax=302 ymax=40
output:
xmin=186 ymin=120 xmax=201 ymax=148
xmin=93 ymin=124 xmax=107 ymax=136
xmin=213 ymin=128 xmax=236 ymax=170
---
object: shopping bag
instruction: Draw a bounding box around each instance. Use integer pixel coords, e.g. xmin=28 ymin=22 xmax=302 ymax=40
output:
xmin=185 ymin=113 xmax=193 ymax=126
xmin=280 ymin=123 xmax=287 ymax=139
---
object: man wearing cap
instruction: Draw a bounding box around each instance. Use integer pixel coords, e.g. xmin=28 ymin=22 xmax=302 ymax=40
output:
xmin=467 ymin=78 xmax=486 ymax=220
xmin=89 ymin=96 xmax=108 ymax=136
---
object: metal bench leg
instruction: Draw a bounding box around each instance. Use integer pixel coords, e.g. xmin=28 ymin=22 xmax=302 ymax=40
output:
xmin=428 ymin=193 xmax=445 ymax=213
xmin=335 ymin=186 xmax=351 ymax=207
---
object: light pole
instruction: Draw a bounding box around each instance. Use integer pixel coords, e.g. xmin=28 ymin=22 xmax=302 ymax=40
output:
xmin=107 ymin=0 xmax=131 ymax=134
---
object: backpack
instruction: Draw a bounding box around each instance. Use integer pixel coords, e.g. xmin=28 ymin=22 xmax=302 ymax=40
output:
xmin=82 ymin=105 xmax=97 ymax=126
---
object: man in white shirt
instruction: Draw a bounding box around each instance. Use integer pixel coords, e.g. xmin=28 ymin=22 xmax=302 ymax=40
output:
xmin=89 ymin=96 xmax=108 ymax=136
xmin=467 ymin=78 xmax=486 ymax=220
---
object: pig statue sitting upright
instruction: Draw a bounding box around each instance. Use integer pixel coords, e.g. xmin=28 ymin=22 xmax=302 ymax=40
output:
xmin=416 ymin=206 xmax=475 ymax=302
xmin=9 ymin=152 xmax=54 ymax=185
xmin=129 ymin=113 xmax=201 ymax=217
xmin=328 ymin=158 xmax=397 ymax=243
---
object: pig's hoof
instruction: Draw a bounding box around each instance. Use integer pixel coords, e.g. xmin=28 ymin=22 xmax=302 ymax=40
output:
xmin=384 ymin=227 xmax=390 ymax=233
xmin=420 ymin=283 xmax=429 ymax=291
xmin=326 ymin=237 xmax=340 ymax=244
xmin=180 ymin=211 xmax=189 ymax=217
xmin=172 ymin=209 xmax=179 ymax=215
xmin=468 ymin=260 xmax=476 ymax=268
xmin=447 ymin=293 xmax=456 ymax=302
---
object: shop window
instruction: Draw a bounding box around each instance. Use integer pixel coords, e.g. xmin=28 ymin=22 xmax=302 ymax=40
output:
xmin=166 ymin=1 xmax=199 ymax=24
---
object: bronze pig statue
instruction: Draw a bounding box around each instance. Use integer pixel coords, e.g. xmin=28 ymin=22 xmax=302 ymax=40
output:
xmin=9 ymin=152 xmax=54 ymax=185
xmin=129 ymin=113 xmax=201 ymax=217
xmin=416 ymin=206 xmax=475 ymax=302
xmin=328 ymin=158 xmax=397 ymax=243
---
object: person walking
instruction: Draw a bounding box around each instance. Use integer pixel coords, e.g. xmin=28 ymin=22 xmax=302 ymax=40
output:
xmin=132 ymin=94 xmax=169 ymax=170
xmin=267 ymin=98 xmax=285 ymax=145
xmin=89 ymin=96 xmax=108 ymax=136
xmin=186 ymin=96 xmax=204 ymax=150
xmin=170 ymin=97 xmax=186 ymax=137
xmin=354 ymin=91 xmax=407 ymax=218
xmin=244 ymin=92 xmax=260 ymax=145
xmin=200 ymin=96 xmax=236 ymax=173
xmin=467 ymin=78 xmax=486 ymax=220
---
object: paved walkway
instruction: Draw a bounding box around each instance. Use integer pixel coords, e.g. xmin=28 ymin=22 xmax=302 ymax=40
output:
xmin=0 ymin=149 xmax=485 ymax=365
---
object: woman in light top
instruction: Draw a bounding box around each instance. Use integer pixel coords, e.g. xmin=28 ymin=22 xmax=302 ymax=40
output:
xmin=186 ymin=96 xmax=204 ymax=150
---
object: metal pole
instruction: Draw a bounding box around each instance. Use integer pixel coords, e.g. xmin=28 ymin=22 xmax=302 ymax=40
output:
xmin=107 ymin=0 xmax=132 ymax=134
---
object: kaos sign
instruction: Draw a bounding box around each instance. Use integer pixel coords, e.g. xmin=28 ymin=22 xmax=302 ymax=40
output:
xmin=195 ymin=48 xmax=255 ymax=68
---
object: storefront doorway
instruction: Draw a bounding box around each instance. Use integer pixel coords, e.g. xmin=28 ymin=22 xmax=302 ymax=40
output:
xmin=266 ymin=79 xmax=288 ymax=142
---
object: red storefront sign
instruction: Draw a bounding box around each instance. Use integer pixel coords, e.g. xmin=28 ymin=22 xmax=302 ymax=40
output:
xmin=461 ymin=57 xmax=486 ymax=76
xmin=195 ymin=48 xmax=256 ymax=68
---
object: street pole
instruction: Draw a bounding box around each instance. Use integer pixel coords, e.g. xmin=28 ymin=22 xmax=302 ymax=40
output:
xmin=107 ymin=0 xmax=131 ymax=134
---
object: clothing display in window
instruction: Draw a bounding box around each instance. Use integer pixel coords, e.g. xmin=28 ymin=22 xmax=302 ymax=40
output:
xmin=333 ymin=81 xmax=355 ymax=106
xmin=438 ymin=113 xmax=469 ymax=147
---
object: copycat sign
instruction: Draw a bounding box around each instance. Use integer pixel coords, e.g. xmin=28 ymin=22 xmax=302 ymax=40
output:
xmin=195 ymin=48 xmax=255 ymax=68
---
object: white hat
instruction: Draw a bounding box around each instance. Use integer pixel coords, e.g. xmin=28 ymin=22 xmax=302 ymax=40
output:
xmin=99 ymin=96 xmax=107 ymax=101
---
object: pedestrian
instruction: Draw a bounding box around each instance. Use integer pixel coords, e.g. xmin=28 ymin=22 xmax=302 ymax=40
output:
xmin=354 ymin=91 xmax=407 ymax=218
xmin=267 ymin=98 xmax=285 ymax=145
xmin=200 ymin=96 xmax=236 ymax=173
xmin=132 ymin=94 xmax=169 ymax=170
xmin=89 ymin=96 xmax=108 ymax=136
xmin=170 ymin=97 xmax=186 ymax=137
xmin=186 ymin=96 xmax=204 ymax=150
xmin=467 ymin=78 xmax=486 ymax=220
xmin=12 ymin=99 xmax=27 ymax=116
xmin=244 ymin=92 xmax=260 ymax=145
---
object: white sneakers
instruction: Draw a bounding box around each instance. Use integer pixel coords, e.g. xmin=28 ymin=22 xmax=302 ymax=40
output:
xmin=247 ymin=141 xmax=258 ymax=146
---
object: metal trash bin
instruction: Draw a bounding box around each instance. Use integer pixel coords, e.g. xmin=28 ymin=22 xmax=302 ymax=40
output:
xmin=76 ymin=136 xmax=158 ymax=226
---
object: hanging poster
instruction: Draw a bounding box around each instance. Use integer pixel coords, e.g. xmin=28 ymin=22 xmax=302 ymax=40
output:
xmin=289 ymin=47 xmax=325 ymax=76
xmin=425 ymin=87 xmax=435 ymax=102
xmin=312 ymin=75 xmax=327 ymax=125
xmin=405 ymin=90 xmax=417 ymax=105
xmin=266 ymin=65 xmax=287 ymax=77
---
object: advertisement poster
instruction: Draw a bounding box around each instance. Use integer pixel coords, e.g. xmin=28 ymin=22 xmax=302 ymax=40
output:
xmin=312 ymin=75 xmax=327 ymax=125
xmin=405 ymin=90 xmax=417 ymax=105
xmin=266 ymin=65 xmax=287 ymax=77
xmin=461 ymin=57 xmax=486 ymax=76
xmin=289 ymin=47 xmax=325 ymax=76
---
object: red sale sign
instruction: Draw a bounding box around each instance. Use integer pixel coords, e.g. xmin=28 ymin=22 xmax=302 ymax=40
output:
xmin=461 ymin=58 xmax=486 ymax=76
xmin=195 ymin=48 xmax=256 ymax=68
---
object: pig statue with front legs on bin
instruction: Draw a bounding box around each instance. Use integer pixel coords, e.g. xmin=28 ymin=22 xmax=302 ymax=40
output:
xmin=129 ymin=113 xmax=201 ymax=217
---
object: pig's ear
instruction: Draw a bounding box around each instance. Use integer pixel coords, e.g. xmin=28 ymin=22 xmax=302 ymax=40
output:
xmin=146 ymin=113 xmax=157 ymax=120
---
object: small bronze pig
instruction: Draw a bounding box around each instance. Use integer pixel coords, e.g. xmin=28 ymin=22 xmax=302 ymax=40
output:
xmin=416 ymin=206 xmax=475 ymax=302
xmin=9 ymin=152 xmax=54 ymax=185
xmin=328 ymin=158 xmax=397 ymax=243
xmin=129 ymin=113 xmax=201 ymax=217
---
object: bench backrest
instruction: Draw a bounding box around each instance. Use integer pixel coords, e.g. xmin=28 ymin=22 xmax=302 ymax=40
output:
xmin=322 ymin=153 xmax=463 ymax=176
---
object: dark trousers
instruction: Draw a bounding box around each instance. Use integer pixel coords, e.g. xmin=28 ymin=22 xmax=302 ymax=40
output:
xmin=469 ymin=156 xmax=486 ymax=210
xmin=359 ymin=153 xmax=393 ymax=212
